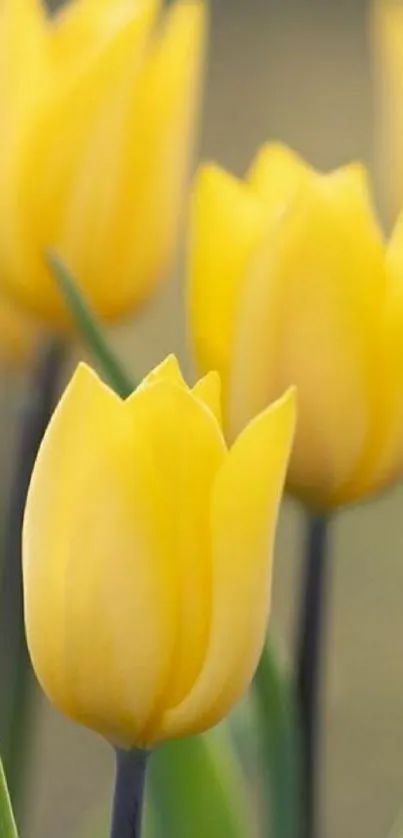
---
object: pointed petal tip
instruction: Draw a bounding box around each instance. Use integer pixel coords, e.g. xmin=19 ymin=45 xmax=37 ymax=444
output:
xmin=244 ymin=385 xmax=297 ymax=445
xmin=139 ymin=354 xmax=187 ymax=390
xmin=192 ymin=370 xmax=222 ymax=425
xmin=248 ymin=141 xmax=307 ymax=173
xmin=67 ymin=362 xmax=122 ymax=408
xmin=194 ymin=161 xmax=239 ymax=192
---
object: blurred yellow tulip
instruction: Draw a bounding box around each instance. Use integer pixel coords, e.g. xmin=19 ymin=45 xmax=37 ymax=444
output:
xmin=23 ymin=356 xmax=295 ymax=745
xmin=189 ymin=143 xmax=403 ymax=508
xmin=0 ymin=0 xmax=205 ymax=326
xmin=373 ymin=0 xmax=403 ymax=222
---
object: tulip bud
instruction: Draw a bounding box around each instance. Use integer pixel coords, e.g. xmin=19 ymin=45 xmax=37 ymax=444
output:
xmin=23 ymin=355 xmax=295 ymax=745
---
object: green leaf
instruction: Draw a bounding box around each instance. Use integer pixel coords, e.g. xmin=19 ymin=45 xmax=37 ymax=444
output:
xmin=0 ymin=757 xmax=18 ymax=838
xmin=252 ymin=637 xmax=302 ymax=838
xmin=48 ymin=253 xmax=134 ymax=398
xmin=144 ymin=727 xmax=254 ymax=838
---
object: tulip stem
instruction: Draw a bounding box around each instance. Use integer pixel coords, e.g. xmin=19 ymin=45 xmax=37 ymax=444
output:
xmin=111 ymin=749 xmax=150 ymax=838
xmin=0 ymin=339 xmax=66 ymax=813
xmin=253 ymin=639 xmax=302 ymax=838
xmin=48 ymin=254 xmax=135 ymax=398
xmin=295 ymin=513 xmax=330 ymax=838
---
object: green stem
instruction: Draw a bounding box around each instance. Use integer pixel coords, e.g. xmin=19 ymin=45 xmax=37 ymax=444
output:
xmin=253 ymin=639 xmax=302 ymax=838
xmin=110 ymin=749 xmax=150 ymax=838
xmin=48 ymin=253 xmax=133 ymax=398
xmin=295 ymin=514 xmax=330 ymax=838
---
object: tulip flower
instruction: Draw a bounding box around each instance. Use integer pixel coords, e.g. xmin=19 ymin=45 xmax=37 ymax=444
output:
xmin=0 ymin=0 xmax=205 ymax=326
xmin=189 ymin=143 xmax=403 ymax=508
xmin=372 ymin=0 xmax=403 ymax=221
xmin=23 ymin=355 xmax=295 ymax=745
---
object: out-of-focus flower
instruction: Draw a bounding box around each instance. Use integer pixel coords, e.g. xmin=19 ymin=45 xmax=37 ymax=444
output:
xmin=189 ymin=143 xmax=403 ymax=508
xmin=373 ymin=0 xmax=403 ymax=222
xmin=23 ymin=355 xmax=295 ymax=745
xmin=0 ymin=0 xmax=205 ymax=326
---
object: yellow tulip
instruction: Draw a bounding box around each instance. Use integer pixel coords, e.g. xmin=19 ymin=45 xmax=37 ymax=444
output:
xmin=0 ymin=0 xmax=205 ymax=326
xmin=189 ymin=143 xmax=403 ymax=508
xmin=372 ymin=0 xmax=403 ymax=222
xmin=23 ymin=355 xmax=295 ymax=745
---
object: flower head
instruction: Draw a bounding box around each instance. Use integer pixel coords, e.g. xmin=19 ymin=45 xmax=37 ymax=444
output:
xmin=0 ymin=0 xmax=205 ymax=326
xmin=23 ymin=356 xmax=295 ymax=745
xmin=189 ymin=143 xmax=403 ymax=507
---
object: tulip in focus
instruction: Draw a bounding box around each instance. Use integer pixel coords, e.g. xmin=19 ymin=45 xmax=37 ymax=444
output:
xmin=372 ymin=0 xmax=403 ymax=222
xmin=190 ymin=143 xmax=403 ymax=508
xmin=23 ymin=356 xmax=295 ymax=745
xmin=0 ymin=0 xmax=205 ymax=326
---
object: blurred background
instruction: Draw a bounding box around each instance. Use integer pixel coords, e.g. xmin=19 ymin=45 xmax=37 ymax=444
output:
xmin=17 ymin=0 xmax=403 ymax=837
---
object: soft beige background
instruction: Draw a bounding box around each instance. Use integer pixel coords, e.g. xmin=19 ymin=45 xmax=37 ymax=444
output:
xmin=22 ymin=1 xmax=403 ymax=837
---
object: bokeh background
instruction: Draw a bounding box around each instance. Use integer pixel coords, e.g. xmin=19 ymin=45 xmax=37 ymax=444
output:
xmin=17 ymin=0 xmax=403 ymax=837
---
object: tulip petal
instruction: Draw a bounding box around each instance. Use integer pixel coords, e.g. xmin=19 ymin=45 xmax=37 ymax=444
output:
xmin=123 ymin=379 xmax=226 ymax=740
xmin=50 ymin=0 xmax=161 ymax=85
xmin=372 ymin=0 xmax=403 ymax=221
xmin=247 ymin=142 xmax=311 ymax=210
xmin=0 ymin=0 xmax=46 ymax=96
xmin=228 ymin=175 xmax=386 ymax=504
xmin=351 ymin=221 xmax=403 ymax=498
xmin=189 ymin=164 xmax=266 ymax=396
xmin=2 ymin=5 xmax=155 ymax=321
xmin=108 ymin=0 xmax=205 ymax=303
xmin=158 ymin=389 xmax=295 ymax=740
xmin=58 ymin=0 xmax=206 ymax=321
xmin=23 ymin=364 xmax=178 ymax=743
xmin=139 ymin=355 xmax=223 ymax=424
xmin=192 ymin=371 xmax=222 ymax=424
xmin=0 ymin=0 xmax=47 ymax=161
xmin=139 ymin=354 xmax=187 ymax=390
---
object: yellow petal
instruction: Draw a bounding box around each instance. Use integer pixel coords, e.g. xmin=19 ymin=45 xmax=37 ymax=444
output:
xmin=50 ymin=0 xmax=161 ymax=86
xmin=124 ymin=378 xmax=226 ymax=741
xmin=23 ymin=364 xmax=178 ymax=744
xmin=353 ymin=218 xmax=403 ymax=498
xmin=0 ymin=0 xmax=47 ymax=103
xmin=58 ymin=0 xmax=206 ymax=321
xmin=372 ymin=0 xmax=403 ymax=221
xmin=247 ymin=142 xmax=312 ymax=210
xmin=189 ymin=164 xmax=266 ymax=395
xmin=335 ymin=269 xmax=403 ymax=500
xmin=158 ymin=389 xmax=295 ymax=740
xmin=192 ymin=371 xmax=222 ymax=425
xmin=2 ymin=7 xmax=153 ymax=321
xmin=140 ymin=354 xmax=187 ymax=390
xmin=320 ymin=162 xmax=384 ymax=250
xmin=0 ymin=0 xmax=47 ymax=170
xmin=330 ymin=182 xmax=402 ymax=502
xmin=228 ymin=174 xmax=386 ymax=505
